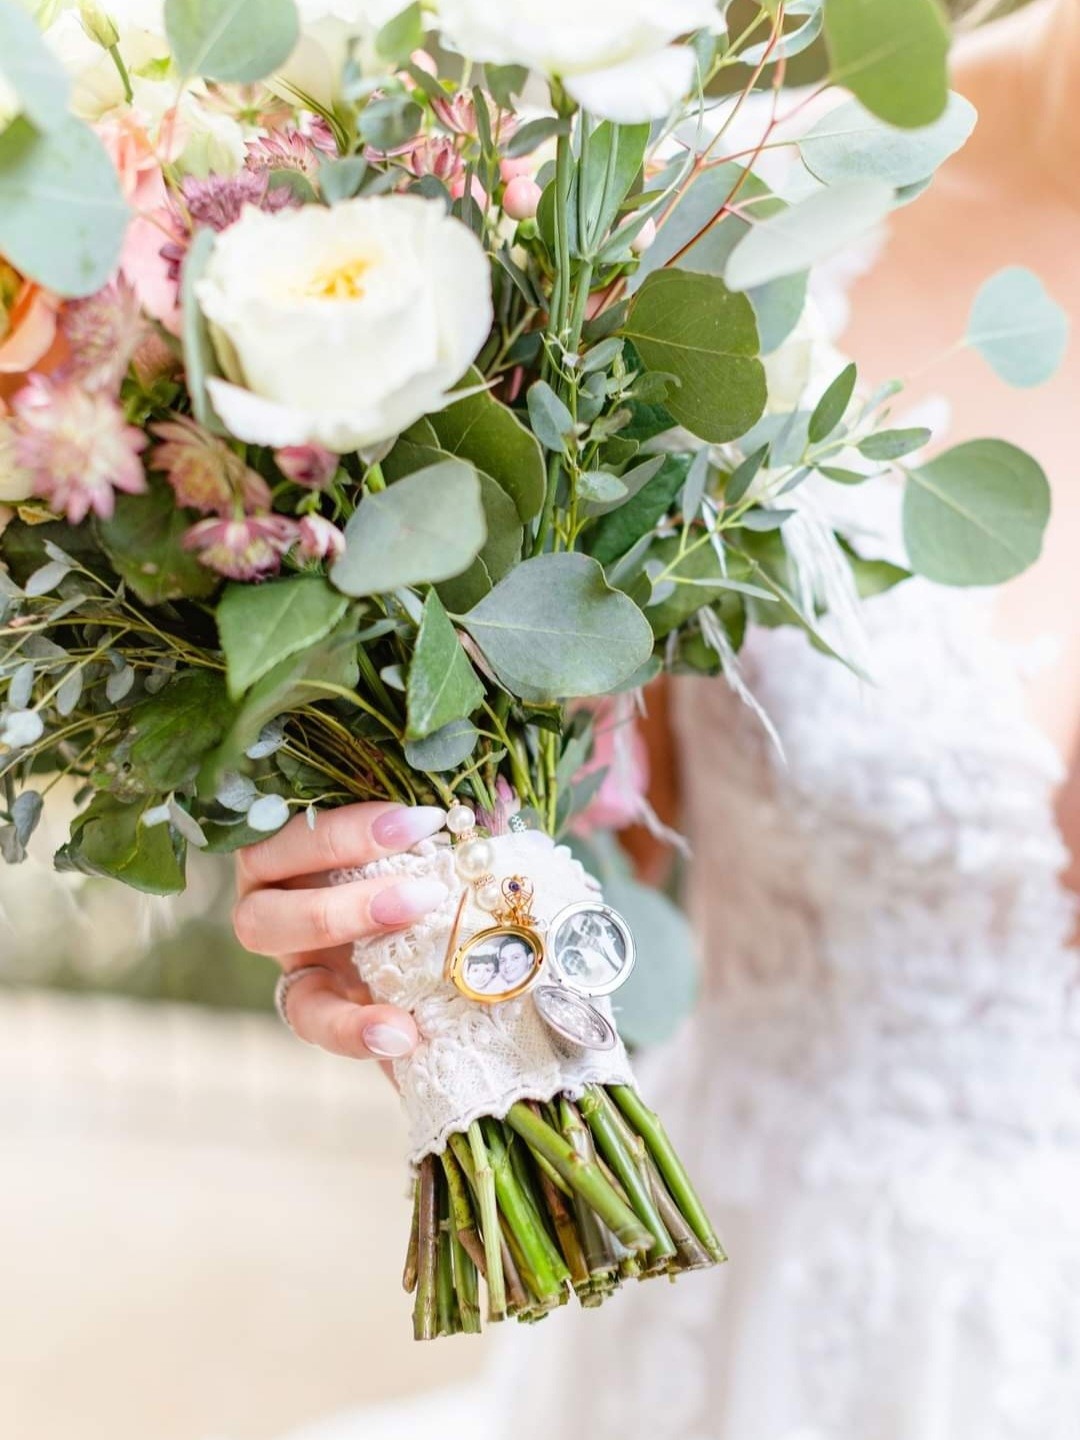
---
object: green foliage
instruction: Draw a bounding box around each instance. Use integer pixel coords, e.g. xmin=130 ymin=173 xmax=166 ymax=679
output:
xmin=573 ymin=121 xmax=650 ymax=258
xmin=101 ymin=670 xmax=235 ymax=798
xmin=823 ymin=0 xmax=950 ymax=128
xmin=0 ymin=116 xmax=129 ymax=297
xmin=725 ymin=179 xmax=893 ymax=290
xmin=0 ymin=0 xmax=70 ymax=131
xmin=419 ymin=378 xmax=546 ymax=522
xmin=165 ymin=0 xmax=300 ymax=82
xmin=57 ymin=794 xmax=187 ymax=895
xmin=904 ymin=439 xmax=1051 ymax=586
xmin=461 ymin=554 xmax=654 ymax=702
xmin=623 ymin=271 xmax=766 ymax=442
xmin=97 ymin=479 xmax=219 ymax=605
xmin=588 ymin=456 xmax=691 ymax=566
xmin=406 ymin=590 xmax=484 ymax=740
xmin=799 ymin=92 xmax=975 ymax=188
xmin=965 ymin=267 xmax=1070 ymax=389
xmin=331 ymin=461 xmax=486 ymax=597
xmin=217 ymin=576 xmax=350 ymax=699
xmin=404 ymin=718 xmax=480 ymax=773
xmin=808 ymin=362 xmax=857 ymax=444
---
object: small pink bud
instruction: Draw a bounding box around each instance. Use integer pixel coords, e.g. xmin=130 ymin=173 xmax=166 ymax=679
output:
xmin=275 ymin=443 xmax=337 ymax=490
xmin=631 ymin=218 xmax=658 ymax=255
xmin=499 ymin=156 xmax=534 ymax=184
xmin=502 ymin=176 xmax=542 ymax=221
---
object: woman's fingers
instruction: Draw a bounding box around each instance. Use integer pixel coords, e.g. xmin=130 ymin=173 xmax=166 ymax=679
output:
xmin=233 ymin=873 xmax=449 ymax=957
xmin=283 ymin=969 xmax=419 ymax=1060
xmin=236 ymin=802 xmax=446 ymax=896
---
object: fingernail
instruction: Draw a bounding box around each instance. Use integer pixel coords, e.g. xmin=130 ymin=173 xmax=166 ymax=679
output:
xmin=371 ymin=805 xmax=447 ymax=850
xmin=363 ymin=1022 xmax=415 ymax=1058
xmin=371 ymin=878 xmax=449 ymax=926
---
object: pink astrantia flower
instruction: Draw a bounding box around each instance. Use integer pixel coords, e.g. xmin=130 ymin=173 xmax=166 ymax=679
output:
xmin=12 ymin=377 xmax=147 ymax=523
xmin=246 ymin=124 xmax=336 ymax=179
xmin=274 ymin=444 xmax=337 ymax=489
xmin=151 ymin=415 xmax=271 ymax=515
xmin=60 ymin=278 xmax=147 ymax=394
xmin=405 ymin=136 xmax=463 ymax=185
xmin=296 ymin=513 xmax=345 ymax=562
xmin=183 ymin=514 xmax=298 ymax=581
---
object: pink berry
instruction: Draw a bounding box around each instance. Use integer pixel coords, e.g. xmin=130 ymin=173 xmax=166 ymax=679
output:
xmin=503 ymin=176 xmax=543 ymax=220
xmin=631 ymin=218 xmax=658 ymax=254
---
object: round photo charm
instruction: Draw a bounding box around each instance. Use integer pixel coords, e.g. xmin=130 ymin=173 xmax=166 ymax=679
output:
xmin=449 ymin=924 xmax=544 ymax=1004
xmin=547 ymin=900 xmax=636 ymax=999
xmin=532 ymin=984 xmax=617 ymax=1051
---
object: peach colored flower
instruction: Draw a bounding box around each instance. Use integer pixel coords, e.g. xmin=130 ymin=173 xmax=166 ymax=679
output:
xmin=0 ymin=261 xmax=63 ymax=404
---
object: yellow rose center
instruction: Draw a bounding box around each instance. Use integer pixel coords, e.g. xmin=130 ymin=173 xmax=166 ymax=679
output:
xmin=303 ymin=256 xmax=372 ymax=301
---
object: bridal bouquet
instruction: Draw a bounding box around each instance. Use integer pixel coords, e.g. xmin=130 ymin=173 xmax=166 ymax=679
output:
xmin=0 ymin=0 xmax=1057 ymax=1337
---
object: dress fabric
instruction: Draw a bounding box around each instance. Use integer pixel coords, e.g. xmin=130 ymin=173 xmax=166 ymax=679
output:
xmin=284 ymin=526 xmax=1080 ymax=1440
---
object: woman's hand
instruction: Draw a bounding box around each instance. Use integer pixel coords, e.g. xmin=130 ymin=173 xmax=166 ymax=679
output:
xmin=233 ymin=802 xmax=447 ymax=1061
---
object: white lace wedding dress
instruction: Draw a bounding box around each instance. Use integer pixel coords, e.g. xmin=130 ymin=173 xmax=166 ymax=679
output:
xmin=285 ymin=480 xmax=1080 ymax=1440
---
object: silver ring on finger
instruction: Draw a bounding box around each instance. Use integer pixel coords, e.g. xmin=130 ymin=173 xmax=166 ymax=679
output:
xmin=274 ymin=963 xmax=336 ymax=1035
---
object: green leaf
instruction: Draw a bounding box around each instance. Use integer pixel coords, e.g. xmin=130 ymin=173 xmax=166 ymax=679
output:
xmin=406 ymin=590 xmax=484 ymax=740
xmin=903 ymin=439 xmax=1050 ymax=585
xmin=318 ymin=155 xmax=367 ymax=204
xmin=217 ymin=575 xmax=349 ymax=700
xmin=484 ymin=63 xmax=528 ymax=108
xmin=375 ymin=2 xmax=422 ymax=62
xmin=644 ymin=535 xmax=746 ymax=639
xmin=422 ymin=375 xmax=545 ymax=522
xmin=846 ymin=552 xmax=911 ymax=598
xmin=964 ymin=266 xmax=1070 ymax=389
xmin=0 ymin=0 xmax=70 ymax=131
xmin=857 ymin=426 xmax=930 ymax=461
xmin=622 ymin=271 xmax=766 ymax=443
xmin=527 ymin=380 xmax=573 ymax=452
xmin=799 ymin=92 xmax=975 ymax=188
xmin=0 ymin=116 xmax=129 ymax=298
xmin=103 ymin=671 xmax=235 ymax=799
xmin=589 ymin=455 xmax=690 ymax=565
xmin=725 ymin=179 xmax=893 ymax=291
xmin=461 ymin=553 xmax=654 ymax=702
xmin=96 ymin=478 xmax=219 ymax=605
xmin=180 ymin=227 xmax=226 ymax=433
xmin=576 ymin=120 xmax=650 ymax=255
xmin=823 ymin=0 xmax=950 ymax=129
xmin=403 ymin=718 xmax=480 ymax=773
xmin=330 ymin=460 xmax=486 ymax=598
xmin=359 ymin=95 xmax=424 ymax=151
xmin=57 ymin=795 xmax=186 ymax=895
xmin=165 ymin=0 xmax=300 ymax=82
xmin=808 ymin=362 xmax=857 ymax=444
xmin=601 ymin=869 xmax=698 ymax=1047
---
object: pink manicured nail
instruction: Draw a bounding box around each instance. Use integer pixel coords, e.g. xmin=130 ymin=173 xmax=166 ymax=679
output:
xmin=371 ymin=805 xmax=446 ymax=850
xmin=363 ymin=1022 xmax=415 ymax=1058
xmin=371 ymin=878 xmax=449 ymax=927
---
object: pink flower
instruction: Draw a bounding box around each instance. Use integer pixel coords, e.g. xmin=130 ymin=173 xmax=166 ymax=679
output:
xmin=181 ymin=170 xmax=296 ymax=234
xmin=502 ymin=176 xmax=542 ymax=220
xmin=13 ymin=376 xmax=147 ymax=523
xmin=405 ymin=136 xmax=463 ymax=185
xmin=60 ymin=278 xmax=146 ymax=393
xmin=450 ymin=173 xmax=488 ymax=208
xmin=151 ymin=415 xmax=271 ymax=515
xmin=247 ymin=125 xmax=336 ymax=179
xmin=274 ymin=444 xmax=337 ymax=489
xmin=295 ymin=513 xmax=345 ymax=562
xmin=499 ymin=156 xmax=534 ymax=184
xmin=183 ymin=514 xmax=297 ymax=581
xmin=432 ymin=91 xmax=510 ymax=142
xmin=571 ymin=696 xmax=650 ymax=835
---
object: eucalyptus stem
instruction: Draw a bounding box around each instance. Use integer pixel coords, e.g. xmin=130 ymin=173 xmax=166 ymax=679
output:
xmin=580 ymin=1086 xmax=677 ymax=1263
xmin=412 ymin=1155 xmax=439 ymax=1341
xmin=464 ymin=1123 xmax=507 ymax=1321
xmin=452 ymin=1230 xmax=483 ymax=1334
xmin=402 ymin=1176 xmax=420 ymax=1294
xmin=482 ymin=1119 xmax=568 ymax=1303
xmin=435 ymin=1172 xmax=458 ymax=1336
xmin=441 ymin=1149 xmax=487 ymax=1275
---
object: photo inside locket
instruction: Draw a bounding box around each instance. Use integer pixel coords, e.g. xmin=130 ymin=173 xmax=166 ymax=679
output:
xmin=552 ymin=911 xmax=628 ymax=989
xmin=461 ymin=931 xmax=540 ymax=996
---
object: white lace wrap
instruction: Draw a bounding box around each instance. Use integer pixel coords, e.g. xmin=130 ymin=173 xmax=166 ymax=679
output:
xmin=335 ymin=830 xmax=635 ymax=1162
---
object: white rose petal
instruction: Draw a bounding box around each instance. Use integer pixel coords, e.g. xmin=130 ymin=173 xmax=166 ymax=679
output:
xmin=435 ymin=0 xmax=718 ymax=121
xmin=197 ymin=195 xmax=494 ymax=453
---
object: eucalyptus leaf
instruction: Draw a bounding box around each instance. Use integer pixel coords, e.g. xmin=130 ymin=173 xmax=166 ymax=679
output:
xmin=331 ymin=460 xmax=486 ymax=597
xmin=217 ymin=575 xmax=349 ymax=699
xmin=0 ymin=0 xmax=70 ymax=131
xmin=583 ymin=455 xmax=665 ymax=518
xmin=576 ymin=120 xmax=649 ymax=256
xmin=406 ymin=590 xmax=484 ymax=740
xmin=0 ymin=709 xmax=43 ymax=748
xmin=965 ymin=266 xmax=1069 ymax=388
xmin=8 ymin=661 xmax=34 ymax=711
xmin=98 ymin=477 xmax=219 ymax=604
xmin=461 ymin=553 xmax=654 ymax=701
xmin=56 ymin=666 xmax=83 ymax=718
xmin=589 ymin=455 xmax=690 ymax=565
xmin=858 ymin=427 xmax=930 ymax=461
xmin=799 ymin=92 xmax=976 ymax=188
xmin=904 ymin=439 xmax=1050 ymax=586
xmin=403 ymin=718 xmax=479 ymax=773
xmin=808 ymin=362 xmax=857 ymax=443
xmin=24 ymin=559 xmax=70 ymax=597
xmin=0 ymin=116 xmax=129 ymax=298
xmin=246 ymin=793 xmax=291 ymax=833
xmin=165 ymin=0 xmax=299 ymax=82
xmin=527 ymin=381 xmax=574 ymax=452
xmin=622 ymin=270 xmax=766 ymax=442
xmin=725 ymin=180 xmax=894 ymax=291
xmin=104 ymin=670 xmax=235 ymax=798
xmin=823 ymin=0 xmax=950 ymax=129
xmin=422 ymin=375 xmax=545 ymax=521
xmin=57 ymin=795 xmax=186 ymax=895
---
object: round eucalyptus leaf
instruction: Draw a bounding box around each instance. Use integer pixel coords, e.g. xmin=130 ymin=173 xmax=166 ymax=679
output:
xmin=246 ymin=793 xmax=291 ymax=833
xmin=403 ymin=719 xmax=480 ymax=773
xmin=799 ymin=92 xmax=975 ymax=189
xmin=0 ymin=0 xmax=70 ymax=131
xmin=725 ymin=180 xmax=893 ymax=292
xmin=904 ymin=439 xmax=1050 ymax=586
xmin=823 ymin=0 xmax=950 ymax=130
xmin=965 ymin=267 xmax=1069 ymax=389
xmin=166 ymin=0 xmax=300 ymax=82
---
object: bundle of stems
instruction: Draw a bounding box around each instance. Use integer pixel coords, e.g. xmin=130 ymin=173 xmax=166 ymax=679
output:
xmin=404 ymin=1083 xmax=724 ymax=1339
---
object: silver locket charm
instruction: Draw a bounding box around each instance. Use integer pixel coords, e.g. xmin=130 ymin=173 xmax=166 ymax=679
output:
xmin=530 ymin=900 xmax=635 ymax=1051
xmin=532 ymin=983 xmax=617 ymax=1051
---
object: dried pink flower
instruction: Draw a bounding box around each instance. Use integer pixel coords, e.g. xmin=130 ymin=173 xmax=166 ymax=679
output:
xmin=295 ymin=513 xmax=345 ymax=562
xmin=181 ymin=171 xmax=296 ymax=234
xmin=247 ymin=124 xmax=336 ymax=178
xmin=274 ymin=444 xmax=337 ymax=490
xmin=60 ymin=277 xmax=147 ymax=393
xmin=150 ymin=415 xmax=271 ymax=515
xmin=12 ymin=377 xmax=146 ymax=523
xmin=183 ymin=514 xmax=297 ymax=581
xmin=406 ymin=136 xmax=463 ymax=184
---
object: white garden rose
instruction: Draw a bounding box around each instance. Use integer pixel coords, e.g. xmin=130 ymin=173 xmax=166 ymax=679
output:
xmin=435 ymin=0 xmax=719 ymax=124
xmin=275 ymin=0 xmax=412 ymax=113
xmin=196 ymin=195 xmax=494 ymax=454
